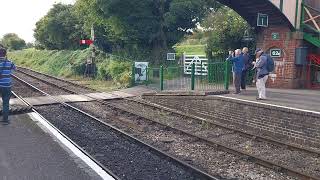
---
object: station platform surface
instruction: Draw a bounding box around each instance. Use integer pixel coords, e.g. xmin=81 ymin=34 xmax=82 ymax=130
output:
xmin=223 ymin=87 xmax=320 ymax=112
xmin=0 ymin=114 xmax=105 ymax=180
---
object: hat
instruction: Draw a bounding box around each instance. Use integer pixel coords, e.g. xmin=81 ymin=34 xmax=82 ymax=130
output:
xmin=255 ymin=48 xmax=263 ymax=55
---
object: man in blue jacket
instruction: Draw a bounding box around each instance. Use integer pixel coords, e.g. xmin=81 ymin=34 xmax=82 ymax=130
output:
xmin=0 ymin=47 xmax=16 ymax=124
xmin=227 ymin=49 xmax=244 ymax=94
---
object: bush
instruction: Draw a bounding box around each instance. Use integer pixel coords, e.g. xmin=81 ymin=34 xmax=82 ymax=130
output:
xmin=8 ymin=48 xmax=134 ymax=88
xmin=107 ymin=60 xmax=132 ymax=87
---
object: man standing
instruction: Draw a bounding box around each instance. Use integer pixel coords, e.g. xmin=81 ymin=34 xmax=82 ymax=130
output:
xmin=227 ymin=49 xmax=244 ymax=94
xmin=241 ymin=47 xmax=251 ymax=90
xmin=254 ymin=48 xmax=269 ymax=100
xmin=0 ymin=47 xmax=16 ymax=124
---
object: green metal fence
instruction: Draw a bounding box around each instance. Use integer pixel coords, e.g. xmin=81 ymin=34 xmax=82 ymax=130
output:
xmin=143 ymin=61 xmax=232 ymax=92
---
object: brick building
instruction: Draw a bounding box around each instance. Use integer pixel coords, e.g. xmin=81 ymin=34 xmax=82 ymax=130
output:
xmin=218 ymin=0 xmax=320 ymax=89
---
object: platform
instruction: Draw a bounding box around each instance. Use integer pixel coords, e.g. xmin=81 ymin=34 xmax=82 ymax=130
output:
xmin=0 ymin=113 xmax=113 ymax=180
xmin=222 ymin=87 xmax=320 ymax=112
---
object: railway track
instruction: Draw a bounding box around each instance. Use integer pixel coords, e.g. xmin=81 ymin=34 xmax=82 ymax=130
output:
xmin=105 ymin=99 xmax=320 ymax=180
xmin=13 ymin=66 xmax=320 ymax=179
xmin=15 ymin=67 xmax=95 ymax=94
xmin=12 ymin=69 xmax=218 ymax=180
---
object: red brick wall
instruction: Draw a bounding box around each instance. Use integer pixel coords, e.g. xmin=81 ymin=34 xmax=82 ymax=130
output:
xmin=256 ymin=26 xmax=304 ymax=88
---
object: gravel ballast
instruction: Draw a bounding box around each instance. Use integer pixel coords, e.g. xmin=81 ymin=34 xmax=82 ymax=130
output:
xmin=36 ymin=104 xmax=212 ymax=180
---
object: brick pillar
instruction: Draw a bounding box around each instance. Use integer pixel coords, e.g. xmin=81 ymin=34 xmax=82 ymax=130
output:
xmin=256 ymin=26 xmax=304 ymax=88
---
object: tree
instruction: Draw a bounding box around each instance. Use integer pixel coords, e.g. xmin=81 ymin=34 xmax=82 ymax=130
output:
xmin=75 ymin=0 xmax=218 ymax=64
xmin=203 ymin=7 xmax=252 ymax=60
xmin=34 ymin=3 xmax=85 ymax=50
xmin=1 ymin=33 xmax=26 ymax=50
xmin=73 ymin=0 xmax=115 ymax=53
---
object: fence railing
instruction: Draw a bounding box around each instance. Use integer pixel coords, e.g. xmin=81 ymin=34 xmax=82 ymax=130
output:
xmin=134 ymin=61 xmax=232 ymax=92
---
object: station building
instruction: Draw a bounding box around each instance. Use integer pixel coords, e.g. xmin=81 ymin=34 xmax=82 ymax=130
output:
xmin=219 ymin=0 xmax=320 ymax=89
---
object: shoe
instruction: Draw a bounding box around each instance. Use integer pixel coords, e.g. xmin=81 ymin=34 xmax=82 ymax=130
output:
xmin=233 ymin=92 xmax=240 ymax=94
xmin=256 ymin=97 xmax=267 ymax=101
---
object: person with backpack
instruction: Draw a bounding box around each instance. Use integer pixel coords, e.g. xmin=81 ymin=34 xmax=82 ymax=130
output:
xmin=253 ymin=48 xmax=274 ymax=100
xmin=0 ymin=47 xmax=16 ymax=125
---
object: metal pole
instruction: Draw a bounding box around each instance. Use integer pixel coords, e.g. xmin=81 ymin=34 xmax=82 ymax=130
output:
xmin=191 ymin=63 xmax=195 ymax=90
xmin=300 ymin=0 xmax=305 ymax=31
xmin=145 ymin=67 xmax=149 ymax=85
xmin=160 ymin=66 xmax=164 ymax=91
xmin=131 ymin=63 xmax=135 ymax=87
xmin=224 ymin=61 xmax=230 ymax=90
xmin=200 ymin=61 xmax=203 ymax=82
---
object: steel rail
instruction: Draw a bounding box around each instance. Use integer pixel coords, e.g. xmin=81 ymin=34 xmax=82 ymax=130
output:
xmin=14 ymin=70 xmax=76 ymax=94
xmin=11 ymin=75 xmax=120 ymax=180
xmin=130 ymin=97 xmax=320 ymax=156
xmin=104 ymin=100 xmax=320 ymax=180
xmin=14 ymin=67 xmax=320 ymax=179
xmin=13 ymin=73 xmax=218 ymax=180
xmin=16 ymin=66 xmax=96 ymax=91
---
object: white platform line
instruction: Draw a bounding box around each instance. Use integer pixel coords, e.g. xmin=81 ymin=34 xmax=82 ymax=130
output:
xmin=217 ymin=95 xmax=320 ymax=115
xmin=28 ymin=112 xmax=115 ymax=180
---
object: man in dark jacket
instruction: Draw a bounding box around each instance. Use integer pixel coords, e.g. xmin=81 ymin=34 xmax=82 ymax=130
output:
xmin=241 ymin=47 xmax=251 ymax=90
xmin=227 ymin=49 xmax=244 ymax=94
xmin=0 ymin=47 xmax=16 ymax=124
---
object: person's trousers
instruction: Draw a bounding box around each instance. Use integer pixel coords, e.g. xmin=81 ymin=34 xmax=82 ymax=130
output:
xmin=233 ymin=72 xmax=242 ymax=93
xmin=241 ymin=70 xmax=248 ymax=90
xmin=0 ymin=87 xmax=11 ymax=121
xmin=256 ymin=75 xmax=268 ymax=99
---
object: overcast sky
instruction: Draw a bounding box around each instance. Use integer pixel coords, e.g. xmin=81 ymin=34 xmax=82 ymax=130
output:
xmin=0 ymin=0 xmax=75 ymax=43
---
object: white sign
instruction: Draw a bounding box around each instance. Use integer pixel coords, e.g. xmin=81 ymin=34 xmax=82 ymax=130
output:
xmin=167 ymin=53 xmax=176 ymax=61
xmin=183 ymin=55 xmax=208 ymax=75
xmin=270 ymin=49 xmax=282 ymax=57
xmin=135 ymin=62 xmax=149 ymax=82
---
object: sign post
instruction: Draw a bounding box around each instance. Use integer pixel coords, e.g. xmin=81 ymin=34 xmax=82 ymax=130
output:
xmin=134 ymin=62 xmax=149 ymax=83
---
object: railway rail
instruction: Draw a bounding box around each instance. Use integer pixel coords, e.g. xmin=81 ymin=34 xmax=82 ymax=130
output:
xmin=12 ymin=68 xmax=218 ymax=180
xmin=13 ymin=66 xmax=320 ymax=180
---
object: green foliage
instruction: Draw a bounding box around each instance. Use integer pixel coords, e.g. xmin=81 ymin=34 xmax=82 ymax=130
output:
xmin=0 ymin=33 xmax=26 ymax=50
xmin=203 ymin=7 xmax=252 ymax=57
xmin=173 ymin=45 xmax=206 ymax=56
xmin=74 ymin=0 xmax=217 ymax=64
xmin=34 ymin=3 xmax=85 ymax=50
xmin=106 ymin=60 xmax=132 ymax=86
xmin=8 ymin=49 xmax=132 ymax=87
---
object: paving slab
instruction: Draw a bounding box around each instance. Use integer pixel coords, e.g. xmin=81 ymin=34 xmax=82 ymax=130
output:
xmin=0 ymin=114 xmax=104 ymax=180
xmin=222 ymin=87 xmax=320 ymax=112
xmin=85 ymin=93 xmax=119 ymax=100
xmin=116 ymin=86 xmax=157 ymax=97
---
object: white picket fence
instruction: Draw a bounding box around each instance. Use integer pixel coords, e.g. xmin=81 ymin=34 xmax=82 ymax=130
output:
xmin=183 ymin=54 xmax=208 ymax=75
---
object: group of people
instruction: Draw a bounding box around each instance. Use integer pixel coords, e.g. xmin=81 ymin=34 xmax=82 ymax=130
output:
xmin=227 ymin=47 xmax=270 ymax=100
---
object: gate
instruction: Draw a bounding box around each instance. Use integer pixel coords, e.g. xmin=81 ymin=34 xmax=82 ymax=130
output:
xmin=143 ymin=55 xmax=232 ymax=92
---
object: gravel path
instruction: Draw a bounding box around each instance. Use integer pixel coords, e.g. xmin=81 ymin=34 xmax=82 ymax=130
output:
xmin=36 ymin=104 xmax=212 ymax=180
xmin=71 ymin=101 xmax=297 ymax=180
